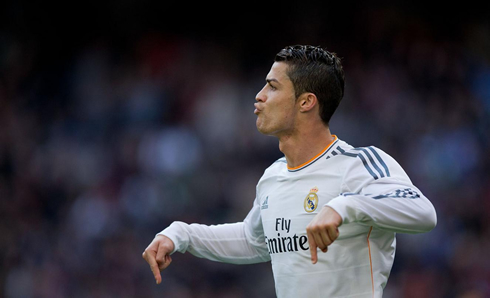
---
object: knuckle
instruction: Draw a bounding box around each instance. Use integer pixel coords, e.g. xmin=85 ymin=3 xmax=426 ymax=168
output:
xmin=307 ymin=225 xmax=319 ymax=232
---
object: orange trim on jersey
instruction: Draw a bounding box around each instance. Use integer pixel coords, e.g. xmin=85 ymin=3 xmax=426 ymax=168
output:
xmin=367 ymin=226 xmax=374 ymax=297
xmin=286 ymin=135 xmax=338 ymax=170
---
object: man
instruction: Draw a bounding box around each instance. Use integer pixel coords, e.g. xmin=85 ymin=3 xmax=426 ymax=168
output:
xmin=142 ymin=45 xmax=437 ymax=297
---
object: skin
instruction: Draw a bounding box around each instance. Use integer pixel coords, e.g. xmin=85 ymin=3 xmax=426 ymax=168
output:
xmin=142 ymin=61 xmax=343 ymax=284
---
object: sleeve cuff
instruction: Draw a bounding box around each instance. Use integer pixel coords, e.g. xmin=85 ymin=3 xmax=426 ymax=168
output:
xmin=156 ymin=221 xmax=190 ymax=254
xmin=325 ymin=195 xmax=358 ymax=225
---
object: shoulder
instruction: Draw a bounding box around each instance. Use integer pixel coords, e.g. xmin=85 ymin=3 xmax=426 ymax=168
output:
xmin=255 ymin=156 xmax=286 ymax=193
xmin=263 ymin=156 xmax=287 ymax=175
xmin=338 ymin=144 xmax=410 ymax=186
xmin=256 ymin=156 xmax=287 ymax=180
xmin=343 ymin=146 xmax=394 ymax=177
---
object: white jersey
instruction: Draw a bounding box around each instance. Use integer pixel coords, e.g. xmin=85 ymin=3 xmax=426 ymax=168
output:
xmin=160 ymin=136 xmax=437 ymax=298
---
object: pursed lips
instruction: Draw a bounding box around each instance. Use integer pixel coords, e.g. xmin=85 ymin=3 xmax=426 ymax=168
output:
xmin=254 ymin=103 xmax=262 ymax=115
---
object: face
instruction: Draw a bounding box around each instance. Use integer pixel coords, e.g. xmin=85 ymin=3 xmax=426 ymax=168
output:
xmin=254 ymin=62 xmax=298 ymax=137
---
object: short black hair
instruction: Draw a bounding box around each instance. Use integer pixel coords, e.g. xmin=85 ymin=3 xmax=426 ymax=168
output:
xmin=275 ymin=45 xmax=345 ymax=125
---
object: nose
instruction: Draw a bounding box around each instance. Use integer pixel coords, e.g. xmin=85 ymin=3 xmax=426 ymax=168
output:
xmin=255 ymin=85 xmax=267 ymax=102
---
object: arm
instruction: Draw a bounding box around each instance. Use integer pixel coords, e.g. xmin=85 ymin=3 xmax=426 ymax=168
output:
xmin=142 ymin=196 xmax=270 ymax=284
xmin=159 ymin=220 xmax=270 ymax=264
xmin=326 ymin=147 xmax=437 ymax=233
xmin=306 ymin=146 xmax=437 ymax=263
xmin=326 ymin=182 xmax=437 ymax=234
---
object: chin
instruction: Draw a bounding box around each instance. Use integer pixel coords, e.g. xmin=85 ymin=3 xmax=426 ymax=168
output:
xmin=256 ymin=125 xmax=278 ymax=137
xmin=256 ymin=119 xmax=281 ymax=136
xmin=256 ymin=125 xmax=268 ymax=135
xmin=256 ymin=123 xmax=270 ymax=135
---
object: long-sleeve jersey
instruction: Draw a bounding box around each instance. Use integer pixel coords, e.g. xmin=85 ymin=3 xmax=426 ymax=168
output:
xmin=160 ymin=136 xmax=437 ymax=298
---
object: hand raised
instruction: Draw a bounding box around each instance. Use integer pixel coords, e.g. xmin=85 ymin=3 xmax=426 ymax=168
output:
xmin=306 ymin=206 xmax=342 ymax=264
xmin=142 ymin=235 xmax=175 ymax=284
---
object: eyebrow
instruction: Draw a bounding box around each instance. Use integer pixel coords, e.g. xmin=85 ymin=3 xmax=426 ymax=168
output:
xmin=266 ymin=78 xmax=280 ymax=85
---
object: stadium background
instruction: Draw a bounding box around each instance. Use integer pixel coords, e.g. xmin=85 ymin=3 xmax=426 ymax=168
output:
xmin=1 ymin=1 xmax=489 ymax=297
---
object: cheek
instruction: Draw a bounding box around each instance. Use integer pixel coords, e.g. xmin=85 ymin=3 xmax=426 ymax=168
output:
xmin=265 ymin=105 xmax=295 ymax=132
xmin=278 ymin=101 xmax=296 ymax=120
xmin=267 ymin=93 xmax=296 ymax=122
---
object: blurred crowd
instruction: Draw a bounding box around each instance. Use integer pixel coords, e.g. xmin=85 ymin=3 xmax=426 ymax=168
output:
xmin=1 ymin=3 xmax=490 ymax=298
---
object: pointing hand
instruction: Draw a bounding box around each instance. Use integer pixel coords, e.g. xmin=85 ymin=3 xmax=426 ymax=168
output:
xmin=142 ymin=235 xmax=175 ymax=284
xmin=306 ymin=206 xmax=342 ymax=264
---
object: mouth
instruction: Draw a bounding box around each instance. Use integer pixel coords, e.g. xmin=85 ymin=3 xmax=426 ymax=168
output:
xmin=254 ymin=103 xmax=262 ymax=115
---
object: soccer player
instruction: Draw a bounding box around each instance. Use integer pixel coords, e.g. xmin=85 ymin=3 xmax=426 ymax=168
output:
xmin=142 ymin=45 xmax=437 ymax=297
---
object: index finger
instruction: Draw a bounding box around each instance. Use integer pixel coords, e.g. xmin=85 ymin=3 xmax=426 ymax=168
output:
xmin=307 ymin=231 xmax=318 ymax=264
xmin=144 ymin=251 xmax=162 ymax=284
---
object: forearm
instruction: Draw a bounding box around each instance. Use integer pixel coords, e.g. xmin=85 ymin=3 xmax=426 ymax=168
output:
xmin=327 ymin=184 xmax=437 ymax=234
xmin=159 ymin=221 xmax=270 ymax=264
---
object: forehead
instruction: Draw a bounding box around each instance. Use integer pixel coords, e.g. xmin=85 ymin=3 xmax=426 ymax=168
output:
xmin=266 ymin=62 xmax=291 ymax=82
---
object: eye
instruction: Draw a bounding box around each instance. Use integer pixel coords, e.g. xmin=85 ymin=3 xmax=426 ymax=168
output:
xmin=268 ymin=83 xmax=277 ymax=91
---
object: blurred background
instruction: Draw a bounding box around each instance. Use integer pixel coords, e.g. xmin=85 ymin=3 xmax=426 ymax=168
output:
xmin=1 ymin=1 xmax=489 ymax=297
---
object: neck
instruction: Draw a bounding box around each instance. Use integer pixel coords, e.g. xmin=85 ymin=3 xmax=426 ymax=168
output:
xmin=278 ymin=125 xmax=335 ymax=169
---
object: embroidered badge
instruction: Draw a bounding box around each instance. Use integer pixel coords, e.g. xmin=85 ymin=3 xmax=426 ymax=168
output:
xmin=304 ymin=187 xmax=319 ymax=213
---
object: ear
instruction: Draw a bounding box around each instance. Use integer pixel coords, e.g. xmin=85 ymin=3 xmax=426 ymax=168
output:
xmin=298 ymin=93 xmax=318 ymax=113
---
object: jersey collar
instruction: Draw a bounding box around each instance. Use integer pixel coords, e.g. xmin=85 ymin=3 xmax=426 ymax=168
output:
xmin=287 ymin=135 xmax=339 ymax=172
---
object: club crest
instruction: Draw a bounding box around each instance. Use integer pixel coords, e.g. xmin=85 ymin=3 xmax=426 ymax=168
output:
xmin=304 ymin=187 xmax=319 ymax=213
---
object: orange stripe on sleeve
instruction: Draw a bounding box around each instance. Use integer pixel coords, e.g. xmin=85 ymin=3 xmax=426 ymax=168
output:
xmin=367 ymin=226 xmax=374 ymax=297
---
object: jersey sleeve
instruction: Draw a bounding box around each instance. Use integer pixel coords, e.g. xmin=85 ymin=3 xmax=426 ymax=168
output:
xmin=326 ymin=146 xmax=437 ymax=234
xmin=157 ymin=196 xmax=271 ymax=264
